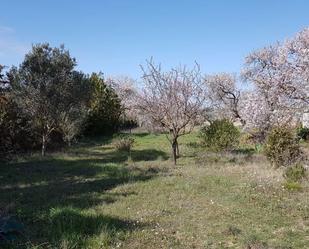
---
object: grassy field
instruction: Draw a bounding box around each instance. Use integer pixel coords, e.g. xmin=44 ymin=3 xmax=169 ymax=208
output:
xmin=0 ymin=132 xmax=308 ymax=249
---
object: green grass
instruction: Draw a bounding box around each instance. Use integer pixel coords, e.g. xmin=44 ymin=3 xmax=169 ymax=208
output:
xmin=0 ymin=132 xmax=308 ymax=248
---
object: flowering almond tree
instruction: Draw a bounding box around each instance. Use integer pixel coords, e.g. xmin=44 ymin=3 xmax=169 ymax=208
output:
xmin=241 ymin=38 xmax=303 ymax=135
xmin=137 ymin=59 xmax=208 ymax=165
xmin=206 ymin=73 xmax=245 ymax=126
xmin=280 ymin=28 xmax=309 ymax=105
xmin=107 ymin=76 xmax=138 ymax=126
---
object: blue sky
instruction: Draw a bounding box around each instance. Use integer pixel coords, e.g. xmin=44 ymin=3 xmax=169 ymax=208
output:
xmin=0 ymin=0 xmax=309 ymax=79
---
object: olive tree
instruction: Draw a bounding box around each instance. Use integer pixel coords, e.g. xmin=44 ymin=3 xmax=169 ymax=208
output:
xmin=137 ymin=59 xmax=208 ymax=165
xmin=11 ymin=44 xmax=90 ymax=155
xmin=0 ymin=65 xmax=6 ymax=84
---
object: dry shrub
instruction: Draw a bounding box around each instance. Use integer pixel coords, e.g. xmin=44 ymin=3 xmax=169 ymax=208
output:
xmin=113 ymin=136 xmax=134 ymax=152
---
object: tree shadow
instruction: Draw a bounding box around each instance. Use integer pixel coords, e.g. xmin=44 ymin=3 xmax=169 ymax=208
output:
xmin=0 ymin=153 xmax=164 ymax=247
xmin=0 ymin=159 xmax=159 ymax=210
xmin=131 ymin=149 xmax=169 ymax=161
xmin=0 ymin=206 xmax=149 ymax=249
xmin=65 ymin=149 xmax=169 ymax=164
xmin=131 ymin=132 xmax=151 ymax=137
xmin=50 ymin=208 xmax=145 ymax=236
xmin=48 ymin=207 xmax=148 ymax=248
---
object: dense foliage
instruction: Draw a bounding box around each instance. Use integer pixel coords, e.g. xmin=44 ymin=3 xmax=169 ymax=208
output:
xmin=9 ymin=44 xmax=93 ymax=155
xmin=297 ymin=126 xmax=309 ymax=141
xmin=200 ymin=119 xmax=240 ymax=152
xmin=0 ymin=96 xmax=37 ymax=158
xmin=84 ymin=73 xmax=122 ymax=136
xmin=0 ymin=45 xmax=124 ymax=158
xmin=264 ymin=126 xmax=302 ymax=168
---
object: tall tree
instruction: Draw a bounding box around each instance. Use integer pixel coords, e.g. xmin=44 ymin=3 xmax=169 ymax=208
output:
xmin=241 ymin=31 xmax=306 ymax=135
xmin=84 ymin=73 xmax=123 ymax=135
xmin=279 ymin=27 xmax=309 ymax=105
xmin=11 ymin=43 xmax=89 ymax=156
xmin=0 ymin=65 xmax=37 ymax=157
xmin=138 ymin=59 xmax=208 ymax=165
xmin=57 ymin=71 xmax=91 ymax=146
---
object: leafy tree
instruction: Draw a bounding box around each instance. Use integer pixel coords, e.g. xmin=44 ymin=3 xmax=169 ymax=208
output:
xmin=0 ymin=65 xmax=6 ymax=84
xmin=0 ymin=98 xmax=36 ymax=157
xmin=57 ymin=71 xmax=92 ymax=146
xmin=0 ymin=66 xmax=36 ymax=157
xmin=11 ymin=43 xmax=90 ymax=156
xmin=84 ymin=73 xmax=122 ymax=135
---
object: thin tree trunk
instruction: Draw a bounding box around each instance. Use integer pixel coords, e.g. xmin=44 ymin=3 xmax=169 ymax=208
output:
xmin=172 ymin=139 xmax=177 ymax=165
xmin=42 ymin=134 xmax=47 ymax=157
xmin=176 ymin=141 xmax=179 ymax=158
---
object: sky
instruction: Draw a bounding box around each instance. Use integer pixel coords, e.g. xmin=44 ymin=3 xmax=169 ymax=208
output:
xmin=1 ymin=0 xmax=309 ymax=79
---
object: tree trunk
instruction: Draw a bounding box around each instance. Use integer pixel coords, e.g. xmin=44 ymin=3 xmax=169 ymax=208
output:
xmin=41 ymin=134 xmax=47 ymax=157
xmin=239 ymin=117 xmax=246 ymax=127
xmin=176 ymin=141 xmax=179 ymax=158
xmin=172 ymin=139 xmax=177 ymax=165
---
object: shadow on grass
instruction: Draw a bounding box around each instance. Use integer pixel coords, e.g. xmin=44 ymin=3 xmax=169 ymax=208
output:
xmin=0 ymin=159 xmax=160 ymax=211
xmin=1 ymin=206 xmax=149 ymax=249
xmin=131 ymin=132 xmax=151 ymax=137
xmin=131 ymin=149 xmax=168 ymax=161
xmin=0 ymin=147 xmax=167 ymax=247
xmin=48 ymin=207 xmax=147 ymax=248
xmin=79 ymin=135 xmax=114 ymax=145
xmin=67 ymin=149 xmax=169 ymax=164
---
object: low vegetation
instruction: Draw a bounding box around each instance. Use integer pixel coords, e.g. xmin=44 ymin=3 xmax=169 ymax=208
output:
xmin=113 ymin=135 xmax=135 ymax=152
xmin=264 ymin=126 xmax=302 ymax=168
xmin=0 ymin=132 xmax=308 ymax=248
xmin=200 ymin=119 xmax=240 ymax=152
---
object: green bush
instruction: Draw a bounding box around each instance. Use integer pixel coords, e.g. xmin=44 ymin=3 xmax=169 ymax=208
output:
xmin=200 ymin=119 xmax=240 ymax=152
xmin=113 ymin=136 xmax=134 ymax=152
xmin=297 ymin=126 xmax=309 ymax=141
xmin=284 ymin=164 xmax=306 ymax=182
xmin=264 ymin=127 xmax=302 ymax=168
